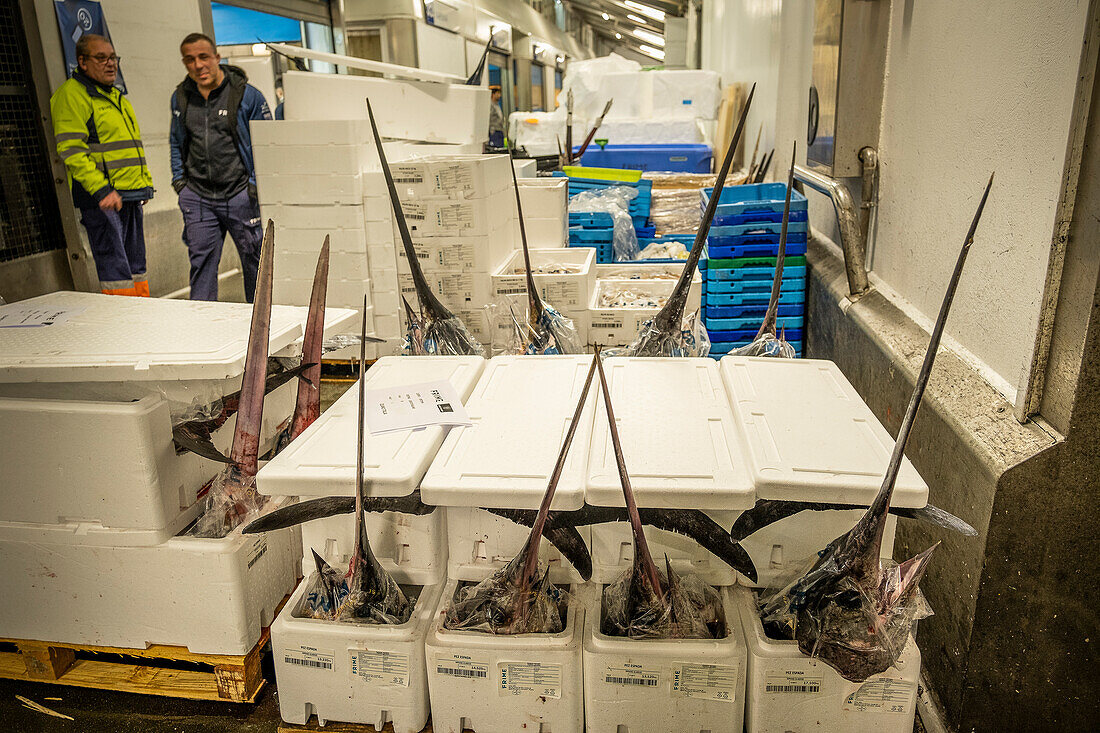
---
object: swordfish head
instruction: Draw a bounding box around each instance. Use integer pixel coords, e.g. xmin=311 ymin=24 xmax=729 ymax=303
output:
xmin=288 ymin=235 xmax=330 ymax=442
xmin=367 ymin=98 xmax=484 ymax=356
xmin=764 ymin=173 xmax=994 ymax=681
xmin=627 ymin=83 xmax=756 ymax=357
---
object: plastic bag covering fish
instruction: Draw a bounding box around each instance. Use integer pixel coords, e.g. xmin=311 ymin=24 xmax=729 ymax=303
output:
xmin=603 ymin=556 xmax=725 ymax=640
xmin=568 ymin=186 xmax=640 ymax=261
xmin=443 ymin=353 xmax=600 ymax=634
xmin=757 ymin=174 xmax=994 ymax=682
xmin=487 ymin=295 xmax=583 ymax=356
xmin=366 ymin=97 xmax=484 ymax=357
xmin=622 ymin=309 xmax=711 ymax=359
xmin=624 ymin=84 xmax=756 ymax=357
xmin=732 ymin=143 xmax=798 ymax=359
xmin=300 ymin=549 xmax=350 ymax=619
xmin=189 ymin=220 xmax=278 ymax=538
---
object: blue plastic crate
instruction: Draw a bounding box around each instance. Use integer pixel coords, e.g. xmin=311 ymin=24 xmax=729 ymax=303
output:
xmin=569 ymin=212 xmax=615 ymax=228
xmin=705 ymin=303 xmax=804 ymax=320
xmin=702 ymin=182 xmax=809 ymax=216
xmin=706 ymin=264 xmax=807 ymax=282
xmin=569 ymin=227 xmax=614 ymax=243
xmin=574 ymin=144 xmax=713 ymax=173
xmin=708 ymin=340 xmax=802 ymax=357
xmin=704 ymin=277 xmax=806 ymax=295
xmin=705 ymin=289 xmax=804 ymax=308
xmin=707 ymin=327 xmax=803 ymax=343
xmin=569 ymin=241 xmax=614 ymax=263
xmin=636 ymin=225 xmax=656 ymax=238
xmin=707 ymin=237 xmax=808 ymax=260
xmin=704 ymin=314 xmax=804 ymax=331
xmin=714 ymin=209 xmax=809 ymax=226
xmin=709 ymin=220 xmax=809 ymax=238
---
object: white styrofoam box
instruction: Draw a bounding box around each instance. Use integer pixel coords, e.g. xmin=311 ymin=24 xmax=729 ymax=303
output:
xmin=598 ymin=71 xmax=653 ymax=119
xmin=518 ymin=177 xmax=567 ymax=220
xmin=282 ymin=71 xmax=488 ymax=146
xmin=260 ymin=203 xmax=365 ymax=231
xmin=252 ymin=119 xmax=369 ymax=148
xmin=445 ymin=507 xmax=590 ymax=585
xmin=0 ymin=379 xmax=294 ymax=543
xmin=374 ymin=314 xmax=402 ymax=340
xmin=0 ymin=499 xmax=302 ymax=655
xmin=651 ymin=70 xmax=722 ymax=119
xmin=274 ymin=279 xmax=372 ymax=315
xmin=453 ymin=308 xmax=490 ymax=342
xmin=398 ymin=193 xmax=513 ymax=238
xmin=275 ymin=227 xmax=367 ymax=255
xmin=425 ymin=579 xmax=586 ymax=733
xmin=272 ymin=575 xmax=442 ymax=731
xmin=719 ymin=357 xmax=929 ymax=507
xmin=588 ymin=279 xmax=676 ymax=347
xmin=522 ymin=216 xmax=568 ymax=248
xmin=258 ymin=356 xmax=484 ymax=497
xmin=368 ymin=242 xmax=397 ymax=271
xmin=397 ymin=271 xmax=494 ymax=313
xmin=391 ymin=155 xmax=511 ymax=200
xmin=584 ymin=584 xmax=747 ymax=733
xmin=253 ymin=141 xmax=377 ymax=177
xmin=257 ymin=172 xmax=366 ymax=206
xmin=421 ymin=355 xmax=599 ymax=511
xmin=490 ymin=308 xmax=588 ymax=350
xmin=596 ymin=263 xmax=703 ymax=314
xmin=734 ymin=587 xmax=920 ymax=733
xmin=509 ymin=111 xmax=588 ymax=157
xmin=279 ymin=248 xmax=369 ymax=282
xmin=395 ymin=229 xmax=517 ymax=275
xmin=599 ymin=117 xmax=706 ymax=145
xmin=512 ymin=157 xmax=537 ymax=178
xmin=490 ymin=248 xmax=595 ymax=310
xmin=371 ymin=289 xmax=400 ymax=319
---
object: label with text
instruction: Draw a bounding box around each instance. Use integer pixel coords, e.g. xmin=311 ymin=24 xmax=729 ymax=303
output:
xmin=671 ymin=662 xmax=739 ymax=703
xmin=603 ymin=664 xmax=660 ymax=689
xmin=282 ymin=645 xmax=334 ymax=672
xmin=498 ymin=661 xmax=562 ymax=698
xmin=349 ymin=649 xmax=410 ymax=687
xmin=435 ymin=654 xmax=489 ymax=681
xmin=843 ymin=677 xmax=914 ymax=714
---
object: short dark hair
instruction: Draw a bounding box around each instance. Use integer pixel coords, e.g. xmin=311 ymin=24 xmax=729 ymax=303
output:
xmin=180 ymin=32 xmax=216 ymax=55
xmin=75 ymin=33 xmax=110 ymax=59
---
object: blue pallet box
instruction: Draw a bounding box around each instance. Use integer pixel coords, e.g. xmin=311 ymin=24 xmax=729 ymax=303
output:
xmin=574 ymin=144 xmax=713 ymax=173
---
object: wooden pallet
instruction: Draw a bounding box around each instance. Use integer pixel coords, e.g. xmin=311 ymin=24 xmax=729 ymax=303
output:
xmin=0 ymin=594 xmax=290 ymax=703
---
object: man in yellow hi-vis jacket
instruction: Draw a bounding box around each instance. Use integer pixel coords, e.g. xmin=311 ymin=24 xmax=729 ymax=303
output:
xmin=50 ymin=34 xmax=154 ymax=296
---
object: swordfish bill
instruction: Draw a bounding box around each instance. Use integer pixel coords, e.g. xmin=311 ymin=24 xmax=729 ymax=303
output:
xmin=289 ymin=235 xmax=330 ymax=441
xmin=465 ymin=36 xmax=492 ymax=85
xmin=756 ymin=142 xmax=796 ymax=341
xmin=565 ymin=89 xmax=574 ymax=165
xmin=509 ymin=151 xmax=546 ymax=328
xmin=638 ymin=83 xmax=756 ymax=351
xmin=575 ymin=98 xmax=614 ymax=160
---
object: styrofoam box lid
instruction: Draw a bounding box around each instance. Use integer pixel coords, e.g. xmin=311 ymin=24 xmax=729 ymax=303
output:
xmin=720 ymin=356 xmax=928 ymax=507
xmin=420 ymin=355 xmax=597 ymax=510
xmin=494 ymin=247 xmax=594 ymax=277
xmin=586 ymin=357 xmax=754 ymax=510
xmin=0 ymin=292 xmax=357 ymax=384
xmin=257 ymin=356 xmax=486 ymax=497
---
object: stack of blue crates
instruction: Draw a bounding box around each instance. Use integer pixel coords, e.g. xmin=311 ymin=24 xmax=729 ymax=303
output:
xmin=699 ymin=183 xmax=809 ymax=357
xmin=554 ymin=172 xmax=653 ymax=228
xmin=568 ymin=211 xmax=614 ymax=262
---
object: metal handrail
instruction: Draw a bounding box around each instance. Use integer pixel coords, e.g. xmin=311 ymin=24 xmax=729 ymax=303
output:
xmin=794 ymin=164 xmax=870 ymax=297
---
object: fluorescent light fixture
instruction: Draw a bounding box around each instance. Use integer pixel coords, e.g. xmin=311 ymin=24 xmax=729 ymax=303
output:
xmin=627 ymin=14 xmax=647 ymax=24
xmin=615 ymin=32 xmax=622 ymax=39
xmin=638 ymin=44 xmax=665 ymax=60
xmin=632 ymin=28 xmax=664 ymax=46
xmin=602 ymin=12 xmax=610 ymax=20
xmin=624 ymin=1 xmax=665 ymax=21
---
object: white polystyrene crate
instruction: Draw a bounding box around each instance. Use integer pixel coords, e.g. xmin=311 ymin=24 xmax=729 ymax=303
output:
xmin=596 ymin=264 xmax=703 ymax=316
xmin=371 ymin=288 xmax=399 ymax=318
xmin=275 ymin=227 xmax=364 ymax=256
xmin=425 ymin=579 xmax=586 ymax=733
xmin=369 ymin=267 xmax=399 ymax=294
xmin=487 ymin=309 xmax=588 ymax=354
xmin=509 ymin=111 xmax=588 ymax=157
xmin=273 ymin=279 xmax=371 ymax=313
xmin=733 ymin=587 xmax=920 ymax=733
xmin=0 ymin=292 xmax=322 ymax=387
xmin=517 ymin=177 xmax=567 ymax=219
xmin=278 ymin=249 xmax=369 ymax=281
xmin=584 ymin=584 xmax=747 ymax=733
xmin=490 ymin=248 xmax=595 ymax=310
xmin=282 ymin=71 xmax=488 ymax=146
xmin=599 ymin=118 xmax=705 ymax=145
xmin=391 ymin=155 xmax=511 ymax=200
xmin=251 ymin=119 xmax=369 ymax=147
xmin=298 ymin=510 xmax=446 ymax=585
xmin=0 ymin=498 xmax=302 ymax=655
xmin=421 ymin=355 xmax=599 ymax=511
xmin=397 ymin=271 xmax=494 ymax=313
xmin=597 ymin=71 xmax=653 ymax=119
xmin=719 ymin=357 xmax=929 ymax=507
xmin=367 ymin=242 xmax=397 ymax=272
xmin=0 ymin=379 xmax=294 ymax=543
xmin=257 ymin=355 xmax=485 ymax=497
xmin=374 ymin=315 xmax=402 ymax=340
xmin=588 ymin=279 xmax=676 ymax=346
xmin=651 ymin=70 xmax=722 ymax=118
xmin=253 ymin=142 xmax=377 ymax=177
xmin=257 ymin=172 xmax=365 ymax=206
xmin=398 ymin=194 xmax=510 ymax=238
xmin=512 ymin=158 xmax=537 ymax=178
xmin=260 ymin=202 xmax=365 ymax=230
xmin=272 ymin=574 xmax=442 ymax=731
xmin=445 ymin=507 xmax=590 ymax=585
xmin=522 ymin=217 xmax=568 ymax=248
xmin=395 ymin=228 xmax=517 ymax=274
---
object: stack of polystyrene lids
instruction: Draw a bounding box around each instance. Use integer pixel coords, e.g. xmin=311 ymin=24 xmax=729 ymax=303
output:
xmin=421 ymin=355 xmax=598 ymax=510
xmin=586 ymin=356 xmax=755 ymax=510
xmin=257 ymin=355 xmax=486 ymax=497
xmin=0 ymin=291 xmax=356 ymax=383
xmin=720 ymin=356 xmax=928 ymax=507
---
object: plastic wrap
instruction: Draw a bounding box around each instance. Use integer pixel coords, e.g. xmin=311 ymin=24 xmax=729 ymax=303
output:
xmin=622 ymin=309 xmax=711 ymax=358
xmin=403 ymin=315 xmax=486 ymax=357
xmin=560 ymin=54 xmax=641 ymax=121
xmin=638 ymin=240 xmax=688 ymax=260
xmin=187 ymin=469 xmax=268 ymax=538
xmin=298 ymin=551 xmax=351 ymax=620
xmin=729 ymin=332 xmax=797 ymax=358
xmin=487 ymin=295 xmax=582 ymax=356
xmin=602 ymin=560 xmax=725 ymax=640
xmin=443 ymin=556 xmax=570 ymax=635
xmin=568 ymin=186 xmax=640 ymax=261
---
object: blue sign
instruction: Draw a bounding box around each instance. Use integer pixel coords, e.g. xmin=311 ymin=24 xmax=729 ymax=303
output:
xmin=54 ymin=0 xmax=127 ymax=93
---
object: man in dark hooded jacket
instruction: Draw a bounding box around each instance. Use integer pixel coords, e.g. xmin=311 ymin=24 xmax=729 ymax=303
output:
xmin=170 ymin=33 xmax=271 ymax=302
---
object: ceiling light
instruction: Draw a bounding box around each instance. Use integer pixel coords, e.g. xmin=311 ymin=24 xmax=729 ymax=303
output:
xmin=602 ymin=12 xmax=610 ymax=20
xmin=632 ymin=28 xmax=664 ymax=46
xmin=627 ymin=14 xmax=647 ymax=24
xmin=615 ymin=32 xmax=622 ymax=39
xmin=624 ymin=1 xmax=665 ymax=21
xmin=638 ymin=44 xmax=664 ymax=60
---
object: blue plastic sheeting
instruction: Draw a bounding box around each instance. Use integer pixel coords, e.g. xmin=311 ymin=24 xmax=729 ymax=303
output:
xmin=212 ymin=2 xmax=301 ymax=45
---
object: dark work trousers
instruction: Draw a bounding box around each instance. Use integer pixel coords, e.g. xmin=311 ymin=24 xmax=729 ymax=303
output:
xmin=79 ymin=201 xmax=148 ymax=296
xmin=179 ymin=186 xmax=261 ymax=302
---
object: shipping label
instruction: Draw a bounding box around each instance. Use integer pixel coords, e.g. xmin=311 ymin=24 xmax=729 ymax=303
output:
xmin=435 ymin=654 xmax=489 ymax=681
xmin=282 ymin=645 xmax=334 ymax=673
xmin=349 ymin=649 xmax=410 ymax=687
xmin=671 ymin=662 xmax=740 ymax=703
xmin=603 ymin=664 xmax=660 ymax=689
xmin=764 ymin=670 xmax=823 ymax=694
xmin=844 ymin=677 xmax=914 ymax=714
xmin=498 ymin=661 xmax=562 ymax=699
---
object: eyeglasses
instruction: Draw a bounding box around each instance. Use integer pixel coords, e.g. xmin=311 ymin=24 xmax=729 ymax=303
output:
xmin=83 ymin=54 xmax=121 ymax=65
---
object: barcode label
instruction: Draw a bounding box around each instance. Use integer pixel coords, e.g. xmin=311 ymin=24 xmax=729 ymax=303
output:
xmin=435 ymin=655 xmax=488 ymax=681
xmin=394 ymin=176 xmax=424 ymax=184
xmin=350 ymin=649 xmax=410 ymax=687
xmin=499 ymin=661 xmax=562 ymax=698
xmin=604 ymin=664 xmax=659 ymax=688
xmin=844 ymin=677 xmax=914 ymax=714
xmin=246 ymin=539 xmax=267 ymax=570
xmin=282 ymin=645 xmax=334 ymax=672
xmin=591 ymin=322 xmax=621 ymax=328
xmin=672 ymin=662 xmax=739 ymax=703
xmin=764 ymin=671 xmax=823 ymax=695
xmin=497 ymin=287 xmax=527 ymax=295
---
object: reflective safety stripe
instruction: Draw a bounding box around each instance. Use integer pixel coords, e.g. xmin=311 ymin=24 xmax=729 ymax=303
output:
xmin=103 ymin=156 xmax=145 ymax=171
xmin=55 ymin=131 xmax=87 ymax=142
xmin=133 ymin=279 xmax=150 ymax=297
xmin=101 ymin=283 xmax=139 ymax=296
xmin=59 ymin=146 xmax=89 ymax=160
xmin=89 ymin=139 xmax=144 ymax=153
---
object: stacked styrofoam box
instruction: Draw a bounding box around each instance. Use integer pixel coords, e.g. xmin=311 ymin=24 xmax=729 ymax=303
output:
xmin=508 ymin=110 xmax=589 ymax=157
xmin=490 ymin=247 xmax=594 ymax=346
xmin=588 ymin=277 xmax=677 ymax=347
xmin=0 ymin=292 xmax=352 ymax=654
xmin=392 ymin=154 xmax=518 ymax=345
xmin=517 ymin=177 xmax=568 ymax=247
xmin=582 ymin=357 xmax=753 ymax=731
xmin=259 ymin=356 xmax=485 ymax=729
xmin=420 ymin=356 xmax=595 ymax=732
